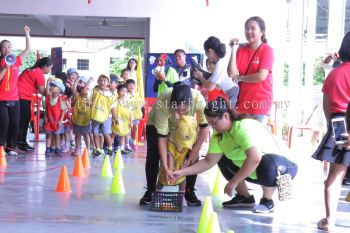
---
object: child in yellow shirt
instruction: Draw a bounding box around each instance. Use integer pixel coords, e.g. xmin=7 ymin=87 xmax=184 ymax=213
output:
xmin=126 ymin=79 xmax=143 ymax=151
xmin=90 ymin=74 xmax=115 ymax=158
xmin=111 ymin=84 xmax=133 ymax=154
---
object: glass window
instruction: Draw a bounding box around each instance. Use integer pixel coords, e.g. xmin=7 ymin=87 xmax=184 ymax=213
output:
xmin=77 ymin=59 xmax=89 ymax=70
xmin=345 ymin=0 xmax=350 ymax=33
xmin=316 ymin=0 xmax=329 ymax=39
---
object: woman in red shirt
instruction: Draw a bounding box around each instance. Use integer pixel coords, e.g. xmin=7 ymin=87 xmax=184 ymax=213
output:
xmin=17 ymin=57 xmax=52 ymax=152
xmin=227 ymin=16 xmax=274 ymax=124
xmin=312 ymin=31 xmax=350 ymax=231
xmin=0 ymin=25 xmax=31 ymax=156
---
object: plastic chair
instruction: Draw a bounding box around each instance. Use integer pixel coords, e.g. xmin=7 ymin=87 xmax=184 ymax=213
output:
xmin=267 ymin=102 xmax=278 ymax=135
xmin=287 ymin=104 xmax=320 ymax=148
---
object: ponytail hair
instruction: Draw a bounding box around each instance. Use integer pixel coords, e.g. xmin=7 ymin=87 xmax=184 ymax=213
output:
xmin=22 ymin=57 xmax=52 ymax=74
xmin=204 ymin=36 xmax=226 ymax=58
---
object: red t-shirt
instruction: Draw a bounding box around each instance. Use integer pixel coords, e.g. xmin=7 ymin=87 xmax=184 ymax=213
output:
xmin=0 ymin=56 xmax=22 ymax=101
xmin=18 ymin=67 xmax=46 ymax=101
xmin=322 ymin=62 xmax=350 ymax=114
xmin=236 ymin=43 xmax=274 ymax=115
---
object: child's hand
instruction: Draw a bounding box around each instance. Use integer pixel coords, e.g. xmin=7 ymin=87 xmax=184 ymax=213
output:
xmin=169 ymin=170 xmax=183 ymax=182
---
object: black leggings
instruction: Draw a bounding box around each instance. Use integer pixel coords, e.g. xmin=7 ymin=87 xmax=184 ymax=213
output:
xmin=218 ymin=153 xmax=298 ymax=187
xmin=0 ymin=101 xmax=20 ymax=149
xmin=18 ymin=99 xmax=32 ymax=143
xmin=145 ymin=125 xmax=197 ymax=192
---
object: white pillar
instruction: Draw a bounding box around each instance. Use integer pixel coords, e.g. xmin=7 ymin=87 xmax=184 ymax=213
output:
xmin=287 ymin=0 xmax=305 ymax=124
xmin=303 ymin=0 xmax=317 ymax=112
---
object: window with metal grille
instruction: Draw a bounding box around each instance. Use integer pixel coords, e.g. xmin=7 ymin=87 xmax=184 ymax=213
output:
xmin=77 ymin=59 xmax=89 ymax=70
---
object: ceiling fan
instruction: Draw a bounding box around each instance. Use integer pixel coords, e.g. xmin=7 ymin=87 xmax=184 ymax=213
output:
xmin=84 ymin=18 xmax=128 ymax=29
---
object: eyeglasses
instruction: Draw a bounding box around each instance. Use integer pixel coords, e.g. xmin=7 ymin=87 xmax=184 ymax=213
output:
xmin=208 ymin=117 xmax=221 ymax=127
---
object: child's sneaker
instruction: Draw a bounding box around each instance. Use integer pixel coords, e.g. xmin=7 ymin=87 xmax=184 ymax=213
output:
xmin=106 ymin=149 xmax=113 ymax=157
xmin=93 ymin=150 xmax=103 ymax=159
xmin=61 ymin=144 xmax=70 ymax=153
xmin=55 ymin=148 xmax=63 ymax=157
xmin=121 ymin=149 xmax=129 ymax=155
xmin=125 ymin=147 xmax=134 ymax=153
xmin=45 ymin=148 xmax=52 ymax=157
xmin=71 ymin=149 xmax=80 ymax=157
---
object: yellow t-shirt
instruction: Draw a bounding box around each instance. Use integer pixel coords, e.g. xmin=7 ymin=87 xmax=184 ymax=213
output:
xmin=91 ymin=87 xmax=114 ymax=123
xmin=127 ymin=92 xmax=143 ymax=120
xmin=147 ymin=88 xmax=207 ymax=136
xmin=112 ymin=99 xmax=131 ymax=136
xmin=72 ymin=94 xmax=91 ymax=126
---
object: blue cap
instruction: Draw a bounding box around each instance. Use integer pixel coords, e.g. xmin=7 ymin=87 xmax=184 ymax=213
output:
xmin=51 ymin=80 xmax=66 ymax=93
xmin=110 ymin=74 xmax=120 ymax=83
xmin=67 ymin=68 xmax=78 ymax=75
xmin=79 ymin=76 xmax=89 ymax=84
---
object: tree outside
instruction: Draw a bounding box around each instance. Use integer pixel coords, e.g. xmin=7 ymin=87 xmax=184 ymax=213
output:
xmin=110 ymin=40 xmax=144 ymax=76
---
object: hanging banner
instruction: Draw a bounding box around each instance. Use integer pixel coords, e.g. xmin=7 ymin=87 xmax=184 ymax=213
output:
xmin=51 ymin=47 xmax=62 ymax=76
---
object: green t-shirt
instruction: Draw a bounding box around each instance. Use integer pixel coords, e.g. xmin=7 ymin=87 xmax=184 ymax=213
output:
xmin=157 ymin=67 xmax=179 ymax=97
xmin=208 ymin=119 xmax=280 ymax=179
xmin=147 ymin=88 xmax=207 ymax=136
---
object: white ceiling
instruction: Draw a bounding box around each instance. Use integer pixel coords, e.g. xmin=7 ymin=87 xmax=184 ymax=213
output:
xmin=0 ymin=14 xmax=148 ymax=39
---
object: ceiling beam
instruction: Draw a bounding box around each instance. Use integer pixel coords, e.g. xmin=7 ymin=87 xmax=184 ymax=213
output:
xmin=34 ymin=15 xmax=64 ymax=35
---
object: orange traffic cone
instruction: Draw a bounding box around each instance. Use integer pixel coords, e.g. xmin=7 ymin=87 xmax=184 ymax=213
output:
xmin=72 ymin=155 xmax=85 ymax=177
xmin=0 ymin=146 xmax=7 ymax=167
xmin=56 ymin=165 xmax=71 ymax=192
xmin=82 ymin=148 xmax=91 ymax=168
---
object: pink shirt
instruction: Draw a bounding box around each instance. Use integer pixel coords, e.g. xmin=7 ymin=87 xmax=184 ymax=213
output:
xmin=0 ymin=56 xmax=22 ymax=101
xmin=235 ymin=43 xmax=274 ymax=115
xmin=322 ymin=62 xmax=350 ymax=114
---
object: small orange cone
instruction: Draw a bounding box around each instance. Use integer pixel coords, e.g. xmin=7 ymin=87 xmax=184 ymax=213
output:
xmin=82 ymin=148 xmax=91 ymax=168
xmin=0 ymin=146 xmax=7 ymax=167
xmin=56 ymin=165 xmax=71 ymax=192
xmin=72 ymin=155 xmax=85 ymax=177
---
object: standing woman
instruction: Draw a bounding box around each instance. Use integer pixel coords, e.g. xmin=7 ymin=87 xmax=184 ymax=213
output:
xmin=17 ymin=57 xmax=52 ymax=152
xmin=227 ymin=16 xmax=274 ymax=124
xmin=0 ymin=25 xmax=31 ymax=156
xmin=312 ymin=31 xmax=350 ymax=231
xmin=126 ymin=58 xmax=138 ymax=84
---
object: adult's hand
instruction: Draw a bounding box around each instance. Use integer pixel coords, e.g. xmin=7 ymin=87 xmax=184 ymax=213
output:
xmin=185 ymin=149 xmax=199 ymax=166
xmin=169 ymin=169 xmax=183 ymax=182
xmin=323 ymin=52 xmax=339 ymax=64
xmin=24 ymin=25 xmax=31 ymax=35
xmin=224 ymin=180 xmax=238 ymax=197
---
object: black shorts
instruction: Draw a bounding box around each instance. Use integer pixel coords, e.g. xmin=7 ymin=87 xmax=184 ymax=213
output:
xmin=218 ymin=153 xmax=298 ymax=187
